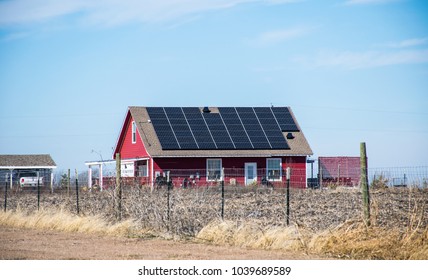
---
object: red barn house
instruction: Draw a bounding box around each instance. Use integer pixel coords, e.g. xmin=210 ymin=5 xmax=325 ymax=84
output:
xmin=112 ymin=106 xmax=312 ymax=188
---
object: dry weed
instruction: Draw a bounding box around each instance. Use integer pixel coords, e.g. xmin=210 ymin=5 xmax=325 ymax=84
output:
xmin=196 ymin=219 xmax=309 ymax=252
xmin=0 ymin=209 xmax=140 ymax=237
xmin=1 ymin=186 xmax=427 ymax=259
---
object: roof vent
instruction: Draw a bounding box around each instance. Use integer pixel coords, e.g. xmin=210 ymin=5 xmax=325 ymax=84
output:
xmin=286 ymin=132 xmax=295 ymax=139
xmin=203 ymin=106 xmax=211 ymax=113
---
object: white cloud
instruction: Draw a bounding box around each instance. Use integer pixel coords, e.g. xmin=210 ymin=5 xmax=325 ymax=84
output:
xmin=0 ymin=0 xmax=88 ymax=26
xmin=295 ymin=37 xmax=428 ymax=70
xmin=343 ymin=0 xmax=400 ymax=5
xmin=0 ymin=0 xmax=297 ymax=27
xmin=309 ymin=49 xmax=428 ymax=69
xmin=381 ymin=38 xmax=428 ymax=49
xmin=254 ymin=27 xmax=310 ymax=46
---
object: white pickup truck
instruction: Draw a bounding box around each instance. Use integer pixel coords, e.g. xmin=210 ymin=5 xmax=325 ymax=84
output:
xmin=19 ymin=172 xmax=43 ymax=188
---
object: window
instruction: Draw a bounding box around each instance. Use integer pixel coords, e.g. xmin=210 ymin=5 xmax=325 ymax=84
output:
xmin=132 ymin=121 xmax=137 ymax=144
xmin=207 ymin=159 xmax=222 ymax=181
xmin=138 ymin=161 xmax=148 ymax=177
xmin=267 ymin=158 xmax=282 ymax=181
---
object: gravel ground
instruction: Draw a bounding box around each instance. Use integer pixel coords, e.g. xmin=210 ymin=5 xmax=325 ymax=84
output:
xmin=0 ymin=225 xmax=326 ymax=260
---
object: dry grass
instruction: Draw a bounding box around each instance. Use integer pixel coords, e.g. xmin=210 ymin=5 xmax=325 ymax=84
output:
xmin=0 ymin=209 xmax=141 ymax=237
xmin=1 ymin=186 xmax=427 ymax=259
xmin=197 ymin=219 xmax=309 ymax=252
xmin=310 ymin=221 xmax=428 ymax=259
xmin=197 ymin=218 xmax=428 ymax=260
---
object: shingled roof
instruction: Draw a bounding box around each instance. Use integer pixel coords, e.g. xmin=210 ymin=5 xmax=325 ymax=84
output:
xmin=126 ymin=106 xmax=312 ymax=158
xmin=0 ymin=154 xmax=57 ymax=169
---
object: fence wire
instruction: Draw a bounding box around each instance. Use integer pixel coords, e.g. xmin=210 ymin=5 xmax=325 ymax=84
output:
xmin=1 ymin=181 xmax=427 ymax=237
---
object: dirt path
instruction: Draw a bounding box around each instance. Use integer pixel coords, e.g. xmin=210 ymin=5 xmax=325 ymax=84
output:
xmin=0 ymin=225 xmax=325 ymax=260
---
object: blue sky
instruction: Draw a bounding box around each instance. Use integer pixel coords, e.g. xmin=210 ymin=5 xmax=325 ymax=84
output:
xmin=0 ymin=0 xmax=427 ymax=172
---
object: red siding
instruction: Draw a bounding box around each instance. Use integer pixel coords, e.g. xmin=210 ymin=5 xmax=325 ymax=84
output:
xmin=153 ymin=156 xmax=307 ymax=188
xmin=116 ymin=112 xmax=150 ymax=159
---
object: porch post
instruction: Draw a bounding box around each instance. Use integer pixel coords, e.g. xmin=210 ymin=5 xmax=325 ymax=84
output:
xmin=151 ymin=158 xmax=154 ymax=191
xmin=50 ymin=171 xmax=54 ymax=192
xmin=88 ymin=165 xmax=93 ymax=190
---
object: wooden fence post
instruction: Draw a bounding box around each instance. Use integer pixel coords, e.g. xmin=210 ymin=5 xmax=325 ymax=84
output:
xmin=115 ymin=153 xmax=122 ymax=221
xmin=360 ymin=142 xmax=370 ymax=226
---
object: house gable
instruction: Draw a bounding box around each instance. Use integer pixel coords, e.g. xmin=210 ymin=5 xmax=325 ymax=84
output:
xmin=113 ymin=109 xmax=150 ymax=160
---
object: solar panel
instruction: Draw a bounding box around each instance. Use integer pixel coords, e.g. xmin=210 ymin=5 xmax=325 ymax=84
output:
xmin=253 ymin=107 xmax=290 ymax=149
xmin=218 ymin=107 xmax=253 ymax=149
xmin=271 ymin=107 xmax=299 ymax=132
xmin=182 ymin=107 xmax=217 ymax=149
xmin=202 ymin=113 xmax=235 ymax=149
xmin=235 ymin=107 xmax=271 ymax=149
xmin=146 ymin=106 xmax=293 ymax=151
xmin=164 ymin=107 xmax=198 ymax=150
xmin=146 ymin=107 xmax=180 ymax=150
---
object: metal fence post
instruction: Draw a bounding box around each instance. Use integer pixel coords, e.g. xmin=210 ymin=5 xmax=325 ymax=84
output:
xmin=221 ymin=180 xmax=225 ymax=220
xmin=286 ymin=167 xmax=291 ymax=226
xmin=75 ymin=169 xmax=80 ymax=215
xmin=67 ymin=169 xmax=70 ymax=196
xmin=37 ymin=171 xmax=40 ymax=211
xmin=165 ymin=171 xmax=172 ymax=231
xmin=4 ymin=179 xmax=7 ymax=212
xmin=167 ymin=183 xmax=171 ymax=222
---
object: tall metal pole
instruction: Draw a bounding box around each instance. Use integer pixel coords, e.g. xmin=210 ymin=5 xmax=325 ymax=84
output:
xmin=360 ymin=142 xmax=370 ymax=226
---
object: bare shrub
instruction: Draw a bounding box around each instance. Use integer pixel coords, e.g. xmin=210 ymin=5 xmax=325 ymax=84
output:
xmin=1 ymin=185 xmax=427 ymax=259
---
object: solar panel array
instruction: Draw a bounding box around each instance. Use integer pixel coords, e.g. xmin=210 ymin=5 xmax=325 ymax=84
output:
xmin=146 ymin=107 xmax=299 ymax=150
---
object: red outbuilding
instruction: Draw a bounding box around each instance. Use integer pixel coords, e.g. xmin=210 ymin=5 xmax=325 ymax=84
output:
xmin=319 ymin=157 xmax=361 ymax=187
xmin=104 ymin=106 xmax=312 ymax=188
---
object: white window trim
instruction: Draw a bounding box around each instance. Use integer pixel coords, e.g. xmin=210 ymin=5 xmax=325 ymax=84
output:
xmin=132 ymin=121 xmax=137 ymax=144
xmin=266 ymin=158 xmax=282 ymax=182
xmin=206 ymin=158 xmax=222 ymax=182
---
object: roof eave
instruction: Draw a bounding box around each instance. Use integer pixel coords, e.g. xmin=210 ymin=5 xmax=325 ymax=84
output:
xmin=151 ymin=153 xmax=312 ymax=158
xmin=0 ymin=166 xmax=57 ymax=170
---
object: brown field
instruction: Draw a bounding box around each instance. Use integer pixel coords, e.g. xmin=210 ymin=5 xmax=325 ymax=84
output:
xmin=0 ymin=186 xmax=427 ymax=260
xmin=0 ymin=225 xmax=325 ymax=260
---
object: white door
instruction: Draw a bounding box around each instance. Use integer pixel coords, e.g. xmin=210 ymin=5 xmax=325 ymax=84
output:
xmin=245 ymin=163 xmax=257 ymax=186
